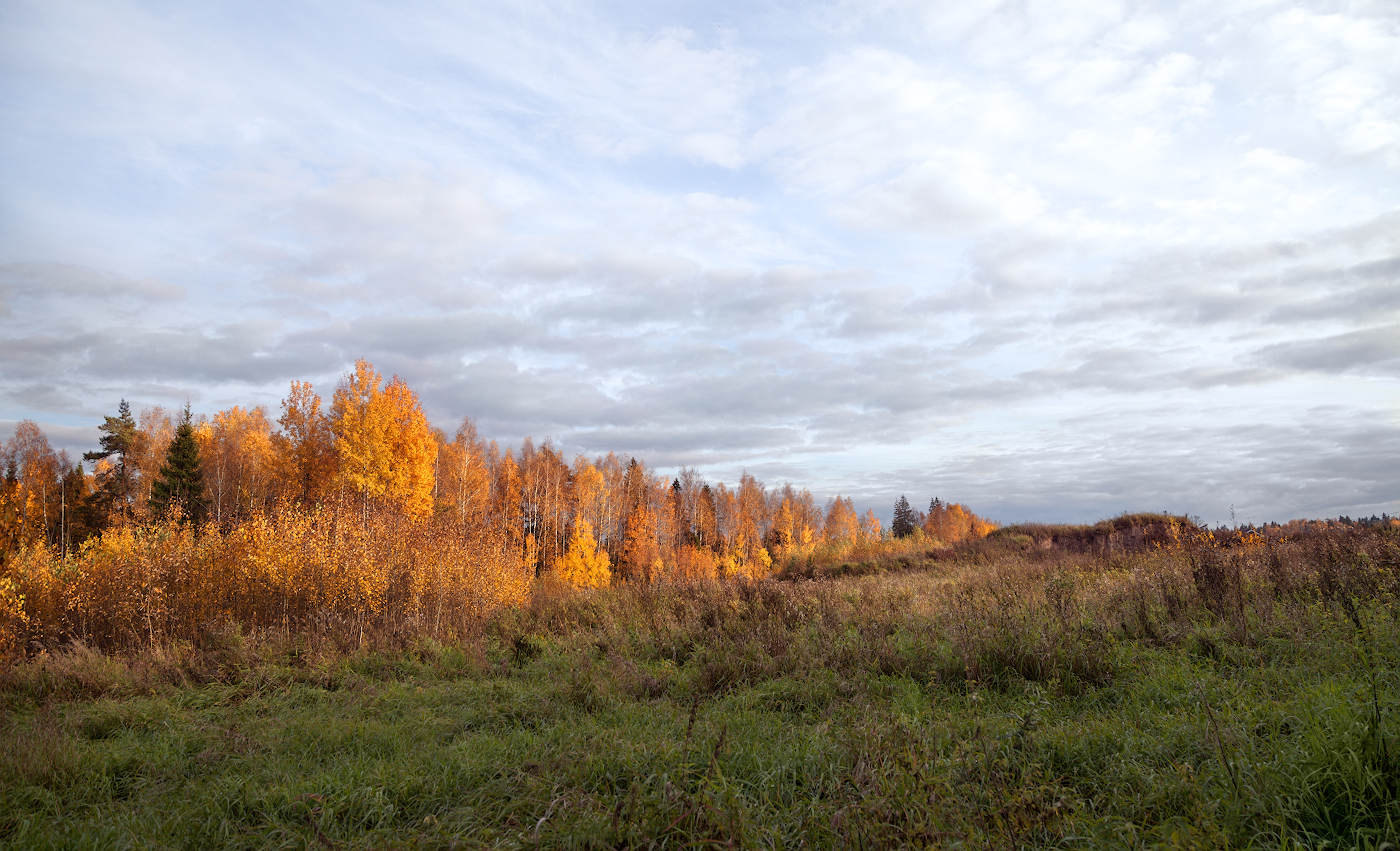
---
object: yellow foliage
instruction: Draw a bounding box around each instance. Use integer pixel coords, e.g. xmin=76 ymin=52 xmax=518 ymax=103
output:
xmin=823 ymin=496 xmax=859 ymax=545
xmin=553 ymin=519 xmax=611 ymax=588
xmin=724 ymin=530 xmax=772 ymax=580
xmin=0 ymin=507 xmax=531 ymax=651
xmin=199 ymin=405 xmax=276 ymax=522
xmin=620 ymin=503 xmax=661 ymax=582
xmin=330 ymin=360 xmax=438 ymax=520
xmin=0 ymin=574 xmax=28 ymax=659
xmin=923 ymin=500 xmax=998 ymax=545
xmin=861 ymin=509 xmax=882 ymax=542
xmin=673 ymin=545 xmax=719 ymax=581
xmin=379 ymin=377 xmax=437 ymax=520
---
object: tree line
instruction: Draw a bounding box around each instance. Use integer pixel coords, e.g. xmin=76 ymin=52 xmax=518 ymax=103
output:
xmin=3 ymin=359 xmax=995 ymax=585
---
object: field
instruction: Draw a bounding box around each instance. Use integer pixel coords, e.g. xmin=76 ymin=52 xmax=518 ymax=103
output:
xmin=2 ymin=520 xmax=1397 ymax=849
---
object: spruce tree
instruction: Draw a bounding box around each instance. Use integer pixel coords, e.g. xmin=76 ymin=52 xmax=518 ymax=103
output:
xmin=892 ymin=494 xmax=917 ymax=539
xmin=150 ymin=404 xmax=207 ymax=525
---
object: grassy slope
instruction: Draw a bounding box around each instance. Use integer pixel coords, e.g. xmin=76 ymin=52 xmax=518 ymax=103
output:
xmin=2 ymin=529 xmax=1398 ymax=849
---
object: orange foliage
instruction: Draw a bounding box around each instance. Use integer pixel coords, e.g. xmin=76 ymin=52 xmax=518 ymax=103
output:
xmin=2 ymin=507 xmax=530 ymax=654
xmin=198 ymin=406 xmax=275 ymax=523
xmin=620 ymin=502 xmax=662 ymax=583
xmin=923 ymin=499 xmax=997 ymax=544
xmin=330 ymin=360 xmax=437 ymax=520
xmin=553 ymin=519 xmax=611 ymax=588
xmin=0 ymin=358 xmax=1020 ymax=657
xmin=1 ymin=421 xmax=64 ymax=551
xmin=272 ymin=380 xmax=337 ymax=505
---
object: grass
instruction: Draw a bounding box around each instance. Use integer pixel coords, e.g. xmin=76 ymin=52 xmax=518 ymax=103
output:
xmin=2 ymin=525 xmax=1398 ymax=849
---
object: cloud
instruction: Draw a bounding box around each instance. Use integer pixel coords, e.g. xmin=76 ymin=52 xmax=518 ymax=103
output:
xmin=0 ymin=263 xmax=185 ymax=310
xmin=1259 ymin=6 xmax=1400 ymax=158
xmin=837 ymin=152 xmax=1049 ymax=232
xmin=1243 ymin=147 xmax=1310 ymax=176
xmin=860 ymin=405 xmax=1400 ymax=526
xmin=1255 ymin=326 xmax=1400 ymax=374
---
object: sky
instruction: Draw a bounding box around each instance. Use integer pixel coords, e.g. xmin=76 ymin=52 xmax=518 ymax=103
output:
xmin=1 ymin=0 xmax=1397 ymax=526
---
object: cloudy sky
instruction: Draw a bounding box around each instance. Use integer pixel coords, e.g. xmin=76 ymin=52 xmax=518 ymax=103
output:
xmin=2 ymin=0 xmax=1397 ymax=525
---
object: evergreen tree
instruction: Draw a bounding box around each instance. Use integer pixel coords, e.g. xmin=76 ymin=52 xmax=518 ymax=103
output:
xmin=149 ymin=404 xmax=207 ymax=524
xmin=82 ymin=399 xmax=138 ymax=528
xmin=892 ymin=494 xmax=917 ymax=538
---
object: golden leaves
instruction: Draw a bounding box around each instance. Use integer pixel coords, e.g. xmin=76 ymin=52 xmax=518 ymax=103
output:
xmin=330 ymin=360 xmax=438 ymax=520
xmin=554 ymin=519 xmax=611 ymax=589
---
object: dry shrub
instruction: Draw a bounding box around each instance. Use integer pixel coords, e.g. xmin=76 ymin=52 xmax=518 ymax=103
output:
xmin=1 ymin=506 xmax=531 ymax=655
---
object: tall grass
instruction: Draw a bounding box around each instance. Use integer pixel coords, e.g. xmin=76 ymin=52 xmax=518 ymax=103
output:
xmin=1 ymin=506 xmax=530 ymax=656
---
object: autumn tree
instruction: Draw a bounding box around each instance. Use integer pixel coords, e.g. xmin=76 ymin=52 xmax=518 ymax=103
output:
xmin=58 ymin=464 xmax=90 ymax=552
xmin=199 ymin=405 xmax=274 ymax=523
xmin=861 ymin=509 xmax=883 ymax=542
xmin=378 ymin=375 xmax=438 ymax=519
xmin=493 ymin=450 xmax=525 ymax=554
xmin=669 ymin=479 xmax=686 ymax=551
xmin=329 ymin=360 xmax=438 ymax=520
xmin=823 ymin=496 xmax=859 ymax=545
xmin=128 ymin=407 xmax=176 ymax=522
xmin=1 ymin=421 xmax=66 ymax=552
xmin=553 ymin=519 xmax=611 ymax=588
xmin=785 ymin=486 xmax=821 ymax=552
xmin=519 ymin=439 xmax=570 ymax=574
xmin=594 ymin=453 xmax=627 ymax=562
xmin=619 ymin=502 xmax=661 ymax=582
xmin=571 ymin=457 xmax=607 ymax=538
xmin=621 ymin=458 xmax=647 ymax=517
xmin=272 ymin=380 xmax=337 ymax=506
xmin=438 ymin=417 xmax=491 ymax=529
xmin=696 ymin=483 xmax=719 ymax=551
xmin=149 ymin=404 xmax=207 ymax=525
xmin=923 ymin=498 xmax=997 ymax=543
xmin=767 ymin=497 xmax=794 ymax=557
xmin=728 ymin=472 xmax=772 ymax=578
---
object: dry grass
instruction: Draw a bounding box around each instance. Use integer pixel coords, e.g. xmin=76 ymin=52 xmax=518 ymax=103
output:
xmin=1 ymin=521 xmax=1397 ymax=848
xmin=1 ymin=506 xmax=530 ymax=657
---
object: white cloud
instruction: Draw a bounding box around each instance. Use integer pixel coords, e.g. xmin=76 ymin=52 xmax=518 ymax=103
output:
xmin=837 ymin=152 xmax=1049 ymax=232
xmin=1242 ymin=147 xmax=1310 ymax=176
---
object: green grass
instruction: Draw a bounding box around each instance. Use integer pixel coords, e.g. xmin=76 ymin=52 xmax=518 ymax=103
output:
xmin=3 ymin=537 xmax=1399 ymax=849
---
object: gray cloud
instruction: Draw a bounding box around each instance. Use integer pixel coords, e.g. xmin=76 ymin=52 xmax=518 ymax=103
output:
xmin=856 ymin=408 xmax=1400 ymax=526
xmin=0 ymin=263 xmax=184 ymax=310
xmin=1255 ymin=326 xmax=1400 ymax=374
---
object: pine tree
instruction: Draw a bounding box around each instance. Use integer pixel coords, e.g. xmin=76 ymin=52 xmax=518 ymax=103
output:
xmin=149 ymin=404 xmax=207 ymax=525
xmin=83 ymin=399 xmax=139 ymax=528
xmin=892 ymin=494 xmax=917 ymax=538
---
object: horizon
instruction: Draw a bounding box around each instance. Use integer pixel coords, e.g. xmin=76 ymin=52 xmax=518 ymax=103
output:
xmin=6 ymin=387 xmax=1390 ymax=531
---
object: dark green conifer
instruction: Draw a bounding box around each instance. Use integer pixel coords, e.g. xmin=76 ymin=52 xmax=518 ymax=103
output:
xmin=150 ymin=404 xmax=207 ymax=525
xmin=892 ymin=494 xmax=917 ymax=539
xmin=82 ymin=399 xmax=139 ymax=528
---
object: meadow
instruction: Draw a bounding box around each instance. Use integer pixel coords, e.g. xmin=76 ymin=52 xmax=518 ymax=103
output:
xmin=1 ymin=518 xmax=1397 ymax=849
